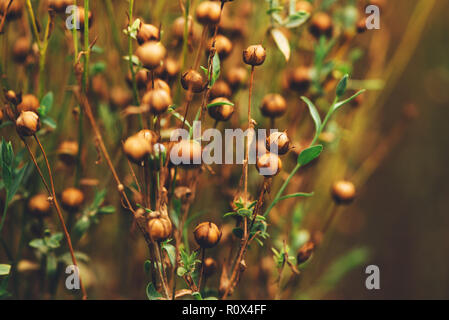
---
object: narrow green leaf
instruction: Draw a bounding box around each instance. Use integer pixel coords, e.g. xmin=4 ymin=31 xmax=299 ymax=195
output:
xmin=284 ymin=11 xmax=310 ymax=28
xmin=271 ymin=28 xmax=290 ymax=62
xmin=301 ymin=96 xmax=321 ymax=135
xmin=333 ymin=89 xmax=366 ymax=111
xmin=336 ymin=74 xmax=349 ymax=97
xmin=38 ymin=92 xmax=54 ymax=116
xmin=207 ymin=101 xmax=234 ymax=109
xmin=211 ymin=53 xmax=220 ymax=86
xmin=277 ymin=192 xmax=315 ymax=202
xmin=146 ymin=282 xmax=163 ymax=300
xmin=297 ymin=145 xmax=323 ymax=166
xmin=0 ymin=264 xmax=11 ymax=276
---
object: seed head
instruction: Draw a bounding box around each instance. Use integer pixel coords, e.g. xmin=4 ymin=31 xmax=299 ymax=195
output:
xmin=110 ymin=86 xmax=132 ymax=109
xmin=297 ymin=241 xmax=315 ymax=265
xmin=142 ymin=89 xmax=172 ymax=115
xmin=61 ymin=187 xmax=85 ymax=211
xmin=57 ymin=141 xmax=79 ymax=166
xmin=0 ymin=0 xmax=23 ymax=20
xmin=16 ymin=111 xmax=40 ymax=136
xmin=203 ymin=257 xmax=217 ymax=277
xmin=256 ymin=153 xmax=282 ymax=177
xmin=170 ymin=139 xmax=203 ymax=168
xmin=243 ymin=45 xmax=266 ymax=66
xmin=194 ymin=222 xmax=222 ymax=248
xmin=309 ymin=12 xmax=333 ymax=39
xmin=208 ymin=35 xmax=233 ymax=60
xmin=135 ymin=42 xmax=167 ymax=70
xmin=208 ymin=97 xmax=234 ymax=122
xmin=296 ymin=1 xmax=313 ymax=14
xmin=210 ymin=80 xmax=232 ymax=100
xmin=17 ymin=94 xmax=40 ymax=113
xmin=28 ymin=194 xmax=51 ymax=217
xmin=136 ymin=129 xmax=159 ymax=145
xmin=48 ymin=0 xmax=72 ymax=13
xmin=195 ymin=1 xmax=222 ymax=26
xmin=123 ymin=135 xmax=152 ymax=164
xmin=266 ymin=131 xmax=290 ymax=155
xmin=137 ymin=22 xmax=160 ymax=45
xmin=260 ymin=94 xmax=287 ymax=118
xmin=226 ymin=67 xmax=248 ymax=90
xmin=12 ymin=37 xmax=31 ymax=64
xmin=152 ymin=78 xmax=171 ymax=95
xmin=288 ymin=67 xmax=311 ymax=93
xmin=181 ymin=69 xmax=207 ymax=93
xmin=75 ymin=7 xmax=93 ymax=30
xmin=127 ymin=69 xmax=149 ymax=90
xmin=331 ymin=180 xmax=356 ymax=204
xmin=5 ymin=90 xmax=19 ymax=105
xmin=148 ymin=215 xmax=172 ymax=242
xmin=172 ymin=16 xmax=193 ymax=40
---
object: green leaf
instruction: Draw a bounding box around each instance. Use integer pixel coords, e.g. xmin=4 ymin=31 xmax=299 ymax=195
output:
xmin=73 ymin=216 xmax=91 ymax=239
xmin=146 ymin=282 xmax=163 ymax=300
xmin=162 ymin=243 xmax=176 ymax=267
xmin=0 ymin=264 xmax=11 ymax=276
xmin=297 ymin=145 xmax=323 ymax=166
xmin=41 ymin=116 xmax=57 ymax=129
xmin=168 ymin=107 xmax=191 ymax=130
xmin=333 ymin=89 xmax=366 ymax=111
xmin=90 ymin=62 xmax=106 ymax=75
xmin=192 ymin=292 xmax=203 ymax=300
xmin=301 ymin=96 xmax=321 ymax=136
xmin=271 ymin=28 xmax=290 ymax=62
xmin=210 ymin=53 xmax=220 ymax=86
xmin=277 ymin=192 xmax=315 ymax=202
xmin=98 ymin=205 xmax=115 ymax=214
xmin=336 ymin=74 xmax=349 ymax=97
xmin=284 ymin=11 xmax=310 ymax=28
xmin=206 ymin=101 xmax=234 ymax=109
xmin=177 ymin=266 xmax=187 ymax=277
xmin=123 ymin=55 xmax=142 ymax=67
xmin=38 ymin=92 xmax=54 ymax=116
xmin=144 ymin=260 xmax=152 ymax=276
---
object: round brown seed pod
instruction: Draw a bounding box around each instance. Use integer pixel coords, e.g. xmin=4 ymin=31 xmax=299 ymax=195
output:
xmin=203 ymin=257 xmax=217 ymax=277
xmin=331 ymin=180 xmax=356 ymax=204
xmin=57 ymin=141 xmax=79 ymax=166
xmin=194 ymin=222 xmax=222 ymax=248
xmin=61 ymin=187 xmax=84 ymax=211
xmin=17 ymin=94 xmax=40 ymax=113
xmin=297 ymin=241 xmax=315 ymax=265
xmin=260 ymin=94 xmax=287 ymax=118
xmin=256 ymin=153 xmax=282 ymax=177
xmin=181 ymin=69 xmax=207 ymax=93
xmin=136 ymin=129 xmax=159 ymax=145
xmin=110 ymin=86 xmax=132 ymax=109
xmin=170 ymin=139 xmax=203 ymax=168
xmin=123 ymin=135 xmax=152 ymax=164
xmin=16 ymin=111 xmax=40 ymax=136
xmin=266 ymin=131 xmax=290 ymax=155
xmin=152 ymin=78 xmax=171 ymax=95
xmin=127 ymin=69 xmax=149 ymax=90
xmin=5 ymin=90 xmax=19 ymax=105
xmin=226 ymin=67 xmax=247 ymax=90
xmin=48 ymin=0 xmax=72 ymax=13
xmin=12 ymin=37 xmax=31 ymax=64
xmin=142 ymin=89 xmax=172 ymax=115
xmin=207 ymin=34 xmax=232 ymax=60
xmin=148 ymin=215 xmax=172 ymax=242
xmin=208 ymin=97 xmax=234 ymax=122
xmin=28 ymin=194 xmax=51 ymax=217
xmin=0 ymin=0 xmax=23 ymax=20
xmin=296 ymin=0 xmax=313 ymax=14
xmin=195 ymin=1 xmax=222 ymax=26
xmin=243 ymin=45 xmax=266 ymax=66
xmin=137 ymin=22 xmax=159 ymax=45
xmin=309 ymin=12 xmax=333 ymax=39
xmin=135 ymin=41 xmax=166 ymax=70
xmin=209 ymin=80 xmax=232 ymax=100
xmin=75 ymin=7 xmax=93 ymax=30
xmin=288 ymin=67 xmax=312 ymax=93
xmin=356 ymin=17 xmax=367 ymax=34
xmin=172 ymin=16 xmax=193 ymax=40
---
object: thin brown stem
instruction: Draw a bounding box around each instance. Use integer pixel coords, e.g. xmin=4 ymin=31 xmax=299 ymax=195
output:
xmin=33 ymin=135 xmax=88 ymax=300
xmin=198 ymin=248 xmax=206 ymax=292
xmin=155 ymin=242 xmax=170 ymax=298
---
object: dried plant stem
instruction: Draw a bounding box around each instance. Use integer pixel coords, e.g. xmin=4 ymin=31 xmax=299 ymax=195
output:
xmin=244 ymin=66 xmax=255 ymax=202
xmin=197 ymin=248 xmax=206 ymax=292
xmin=33 ymin=135 xmax=88 ymax=300
xmin=77 ymin=93 xmax=152 ymax=247
xmin=155 ymin=242 xmax=170 ymax=299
